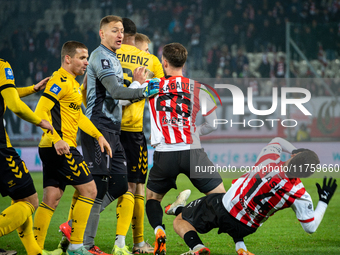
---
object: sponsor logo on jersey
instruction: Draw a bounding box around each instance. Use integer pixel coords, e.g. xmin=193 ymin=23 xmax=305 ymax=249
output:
xmin=101 ymin=59 xmax=110 ymax=69
xmin=5 ymin=68 xmax=14 ymax=80
xmin=50 ymin=84 xmax=62 ymax=95
xmin=69 ymin=103 xmax=80 ymax=111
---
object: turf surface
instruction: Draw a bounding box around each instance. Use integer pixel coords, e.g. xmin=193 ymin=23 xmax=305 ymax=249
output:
xmin=0 ymin=172 xmax=339 ymax=254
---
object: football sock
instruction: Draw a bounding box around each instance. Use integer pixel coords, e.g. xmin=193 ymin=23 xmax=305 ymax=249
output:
xmin=68 ymin=243 xmax=83 ymax=250
xmin=116 ymin=192 xmax=134 ymax=237
xmin=0 ymin=200 xmax=34 ymax=236
xmin=184 ymin=231 xmax=203 ymax=250
xmin=33 ymin=202 xmax=55 ymax=249
xmin=17 ymin=215 xmax=42 ymax=255
xmin=132 ymin=195 xmax=145 ymax=244
xmin=146 ymin=199 xmax=163 ymax=229
xmin=235 ymin=241 xmax=247 ymax=252
xmin=115 ymin=235 xmax=126 ymax=249
xmin=71 ymin=195 xmax=94 ymax=244
xmin=154 ymin=225 xmax=166 ymax=235
xmin=83 ymin=197 xmax=102 ymax=248
xmin=68 ymin=190 xmax=79 ymax=221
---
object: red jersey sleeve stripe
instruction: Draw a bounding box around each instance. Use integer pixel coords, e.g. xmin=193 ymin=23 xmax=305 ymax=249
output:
xmin=299 ymin=218 xmax=314 ymax=223
xmin=202 ymin=105 xmax=217 ymax=116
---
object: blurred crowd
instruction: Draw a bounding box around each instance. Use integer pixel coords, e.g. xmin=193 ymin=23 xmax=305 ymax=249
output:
xmin=1 ymin=0 xmax=339 ymax=88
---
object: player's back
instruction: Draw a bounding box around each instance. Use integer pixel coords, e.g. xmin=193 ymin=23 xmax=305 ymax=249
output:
xmin=223 ymin=142 xmax=307 ymax=228
xmin=0 ymin=59 xmax=16 ymax=148
xmin=116 ymin=44 xmax=164 ymax=132
xmin=148 ymin=76 xmax=216 ymax=151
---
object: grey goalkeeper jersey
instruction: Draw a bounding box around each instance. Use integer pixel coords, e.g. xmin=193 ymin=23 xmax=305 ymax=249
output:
xmin=85 ymin=44 xmax=143 ymax=132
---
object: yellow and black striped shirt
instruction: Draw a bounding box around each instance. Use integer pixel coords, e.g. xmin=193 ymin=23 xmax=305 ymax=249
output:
xmin=0 ymin=59 xmax=41 ymax=148
xmin=35 ymin=67 xmax=102 ymax=148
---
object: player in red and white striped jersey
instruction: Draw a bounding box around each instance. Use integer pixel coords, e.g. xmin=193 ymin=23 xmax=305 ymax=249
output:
xmin=169 ymin=137 xmax=337 ymax=255
xmin=145 ymin=43 xmax=225 ymax=255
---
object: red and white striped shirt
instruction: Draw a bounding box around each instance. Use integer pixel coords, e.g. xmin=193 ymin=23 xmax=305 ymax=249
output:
xmin=148 ymin=76 xmax=216 ymax=151
xmin=223 ymin=142 xmax=314 ymax=228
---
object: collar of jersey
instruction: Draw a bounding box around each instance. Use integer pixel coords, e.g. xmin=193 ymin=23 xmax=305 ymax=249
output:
xmin=59 ymin=67 xmax=76 ymax=79
xmin=100 ymin=44 xmax=117 ymax=56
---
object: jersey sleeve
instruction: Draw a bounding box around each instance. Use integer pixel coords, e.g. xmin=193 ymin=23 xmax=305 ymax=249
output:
xmin=291 ymin=190 xmax=315 ymax=223
xmin=34 ymin=94 xmax=62 ymax=143
xmin=255 ymin=142 xmax=282 ymax=164
xmin=42 ymin=75 xmax=68 ymax=102
xmin=17 ymin=85 xmax=36 ymax=98
xmin=91 ymin=51 xmax=116 ymax=82
xmin=0 ymin=61 xmax=15 ymax=88
xmin=151 ymin=55 xmax=164 ymax=78
xmin=1 ymin=87 xmax=41 ymax=125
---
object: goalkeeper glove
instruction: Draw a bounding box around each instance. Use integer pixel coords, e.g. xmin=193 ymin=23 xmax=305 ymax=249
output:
xmin=316 ymin=177 xmax=337 ymax=204
xmin=143 ymin=78 xmax=160 ymax=97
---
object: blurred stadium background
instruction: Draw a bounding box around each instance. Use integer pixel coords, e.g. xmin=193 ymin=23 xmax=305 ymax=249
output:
xmin=1 ymin=0 xmax=340 ymax=170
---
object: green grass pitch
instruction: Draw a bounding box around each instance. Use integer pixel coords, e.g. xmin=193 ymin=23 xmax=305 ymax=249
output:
xmin=0 ymin=172 xmax=339 ymax=254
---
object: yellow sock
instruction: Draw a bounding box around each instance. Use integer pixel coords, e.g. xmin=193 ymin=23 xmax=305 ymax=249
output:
xmin=18 ymin=215 xmax=42 ymax=255
xmin=116 ymin=192 xmax=135 ymax=236
xmin=71 ymin=195 xmax=94 ymax=244
xmin=33 ymin=202 xmax=55 ymax=249
xmin=68 ymin=190 xmax=79 ymax=221
xmin=132 ymin=195 xmax=145 ymax=244
xmin=0 ymin=201 xmax=34 ymax=236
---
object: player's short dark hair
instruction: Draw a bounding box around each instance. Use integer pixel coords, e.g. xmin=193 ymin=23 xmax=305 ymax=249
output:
xmin=162 ymin=43 xmax=187 ymax=68
xmin=100 ymin=15 xmax=123 ymax=29
xmin=287 ymin=149 xmax=320 ymax=178
xmin=135 ymin=33 xmax=151 ymax=44
xmin=122 ymin=17 xmax=137 ymax=35
xmin=61 ymin=41 xmax=87 ymax=63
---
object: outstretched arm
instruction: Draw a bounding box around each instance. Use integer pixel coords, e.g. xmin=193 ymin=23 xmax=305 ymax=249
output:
xmin=269 ymin=137 xmax=297 ymax=153
xmin=292 ymin=177 xmax=337 ymax=234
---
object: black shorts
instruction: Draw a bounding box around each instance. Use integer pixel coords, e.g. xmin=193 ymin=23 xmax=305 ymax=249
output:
xmin=81 ymin=129 xmax=127 ymax=176
xmin=147 ymin=149 xmax=223 ymax=194
xmin=39 ymin=147 xmax=93 ymax=190
xmin=0 ymin=147 xmax=36 ymax=200
xmin=120 ymin=131 xmax=148 ymax=183
xmin=182 ymin=193 xmax=256 ymax=242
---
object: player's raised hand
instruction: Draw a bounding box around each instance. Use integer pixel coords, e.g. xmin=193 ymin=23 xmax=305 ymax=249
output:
xmin=54 ymin=140 xmax=70 ymax=155
xmin=316 ymin=177 xmax=337 ymax=204
xmin=133 ymin=66 xmax=148 ymax=84
xmin=34 ymin=77 xmax=50 ymax=92
xmin=143 ymin=78 xmax=161 ymax=97
xmin=98 ymin=136 xmax=112 ymax=158
xmin=37 ymin=119 xmax=53 ymax=134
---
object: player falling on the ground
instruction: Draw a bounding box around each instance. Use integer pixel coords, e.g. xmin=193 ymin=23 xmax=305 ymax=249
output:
xmin=165 ymin=137 xmax=337 ymax=255
xmin=144 ymin=42 xmax=226 ymax=255
xmin=32 ymin=41 xmax=112 ymax=255
xmin=0 ymin=59 xmax=62 ymax=255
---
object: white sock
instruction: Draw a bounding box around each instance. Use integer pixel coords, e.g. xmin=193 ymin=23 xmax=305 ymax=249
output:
xmin=235 ymin=241 xmax=247 ymax=252
xmin=192 ymin=244 xmax=206 ymax=251
xmin=154 ymin=225 xmax=166 ymax=235
xmin=68 ymin=243 xmax=83 ymax=250
xmin=115 ymin=235 xmax=126 ymax=248
xmin=134 ymin=241 xmax=146 ymax=247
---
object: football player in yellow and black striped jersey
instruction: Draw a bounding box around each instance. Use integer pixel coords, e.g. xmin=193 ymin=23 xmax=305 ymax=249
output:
xmin=108 ymin=18 xmax=164 ymax=254
xmin=0 ymin=59 xmax=61 ymax=255
xmin=32 ymin=41 xmax=112 ymax=255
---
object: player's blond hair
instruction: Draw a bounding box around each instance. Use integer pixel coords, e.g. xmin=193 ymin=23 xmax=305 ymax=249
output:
xmin=135 ymin=33 xmax=151 ymax=44
xmin=100 ymin=15 xmax=123 ymax=29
